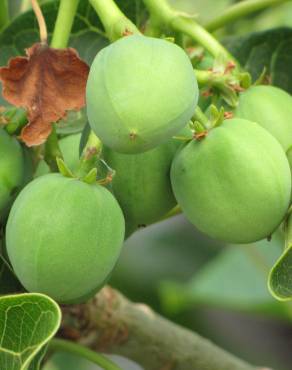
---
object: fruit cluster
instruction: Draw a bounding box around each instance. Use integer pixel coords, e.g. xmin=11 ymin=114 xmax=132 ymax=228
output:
xmin=1 ymin=35 xmax=291 ymax=303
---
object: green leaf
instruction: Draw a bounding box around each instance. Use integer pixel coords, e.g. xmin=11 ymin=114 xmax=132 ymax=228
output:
xmin=225 ymin=27 xmax=292 ymax=93
xmin=159 ymin=232 xmax=288 ymax=317
xmin=27 ymin=346 xmax=48 ymax=370
xmin=0 ymin=293 xmax=61 ymax=370
xmin=111 ymin=218 xmax=223 ymax=308
xmin=268 ymin=248 xmax=292 ymax=301
xmin=268 ymin=212 xmax=292 ymax=301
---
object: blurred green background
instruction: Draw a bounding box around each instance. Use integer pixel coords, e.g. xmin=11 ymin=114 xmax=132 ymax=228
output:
xmin=111 ymin=217 xmax=292 ymax=370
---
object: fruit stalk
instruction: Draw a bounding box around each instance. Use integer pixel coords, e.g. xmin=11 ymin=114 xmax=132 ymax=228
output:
xmin=31 ymin=0 xmax=47 ymax=43
xmin=49 ymin=339 xmax=123 ymax=370
xmin=0 ymin=0 xmax=9 ymax=31
xmin=81 ymin=130 xmax=102 ymax=157
xmin=44 ymin=0 xmax=80 ymax=170
xmin=142 ymin=0 xmax=235 ymax=63
xmin=77 ymin=131 xmax=102 ymax=178
xmin=89 ymin=0 xmax=141 ymax=41
xmin=195 ymin=69 xmax=233 ymax=88
xmin=206 ymin=0 xmax=291 ymax=32
xmin=51 ymin=0 xmax=80 ymax=49
xmin=195 ymin=68 xmax=243 ymax=107
xmin=44 ymin=126 xmax=63 ymax=172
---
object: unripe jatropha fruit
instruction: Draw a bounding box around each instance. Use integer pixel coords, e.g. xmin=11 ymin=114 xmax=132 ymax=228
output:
xmin=0 ymin=129 xmax=24 ymax=214
xmin=103 ymin=131 xmax=187 ymax=236
xmin=59 ymin=133 xmax=82 ymax=173
xmin=171 ymin=119 xmax=291 ymax=244
xmin=6 ymin=173 xmax=125 ymax=303
xmin=234 ymin=85 xmax=292 ymax=151
xmin=86 ymin=35 xmax=198 ymax=154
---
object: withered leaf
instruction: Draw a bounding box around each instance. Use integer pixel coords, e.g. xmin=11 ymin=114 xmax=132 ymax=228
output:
xmin=0 ymin=43 xmax=89 ymax=146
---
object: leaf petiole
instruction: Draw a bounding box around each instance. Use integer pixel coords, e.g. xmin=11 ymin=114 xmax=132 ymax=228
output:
xmin=0 ymin=0 xmax=9 ymax=31
xmin=31 ymin=0 xmax=47 ymax=43
xmin=44 ymin=126 xmax=63 ymax=172
xmin=143 ymin=0 xmax=235 ymax=64
xmin=51 ymin=0 xmax=80 ymax=49
xmin=206 ymin=0 xmax=291 ymax=32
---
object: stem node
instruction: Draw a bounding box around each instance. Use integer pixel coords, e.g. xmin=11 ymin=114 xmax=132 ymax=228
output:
xmin=89 ymin=0 xmax=140 ymax=41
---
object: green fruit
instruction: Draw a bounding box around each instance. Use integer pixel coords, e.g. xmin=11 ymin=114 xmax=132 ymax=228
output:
xmin=86 ymin=35 xmax=198 ymax=154
xmin=6 ymin=173 xmax=125 ymax=303
xmin=103 ymin=134 xmax=185 ymax=235
xmin=0 ymin=129 xmax=24 ymax=215
xmin=59 ymin=133 xmax=81 ymax=172
xmin=235 ymin=85 xmax=292 ymax=151
xmin=34 ymin=159 xmax=50 ymax=178
xmin=171 ymin=118 xmax=291 ymax=244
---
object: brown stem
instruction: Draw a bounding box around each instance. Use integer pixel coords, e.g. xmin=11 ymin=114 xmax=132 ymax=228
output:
xmin=59 ymin=286 xmax=264 ymax=370
xmin=31 ymin=0 xmax=47 ymax=43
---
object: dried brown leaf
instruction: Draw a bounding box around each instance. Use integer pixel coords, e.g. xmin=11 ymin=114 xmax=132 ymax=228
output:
xmin=0 ymin=43 xmax=89 ymax=146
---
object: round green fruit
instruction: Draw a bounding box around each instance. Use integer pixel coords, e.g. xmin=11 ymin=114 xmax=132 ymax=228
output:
xmin=235 ymin=85 xmax=292 ymax=151
xmin=34 ymin=159 xmax=50 ymax=178
xmin=0 ymin=129 xmax=24 ymax=215
xmin=6 ymin=173 xmax=125 ymax=303
xmin=103 ymin=134 xmax=185 ymax=236
xmin=59 ymin=133 xmax=81 ymax=172
xmin=86 ymin=35 xmax=198 ymax=154
xmin=171 ymin=118 xmax=291 ymax=244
